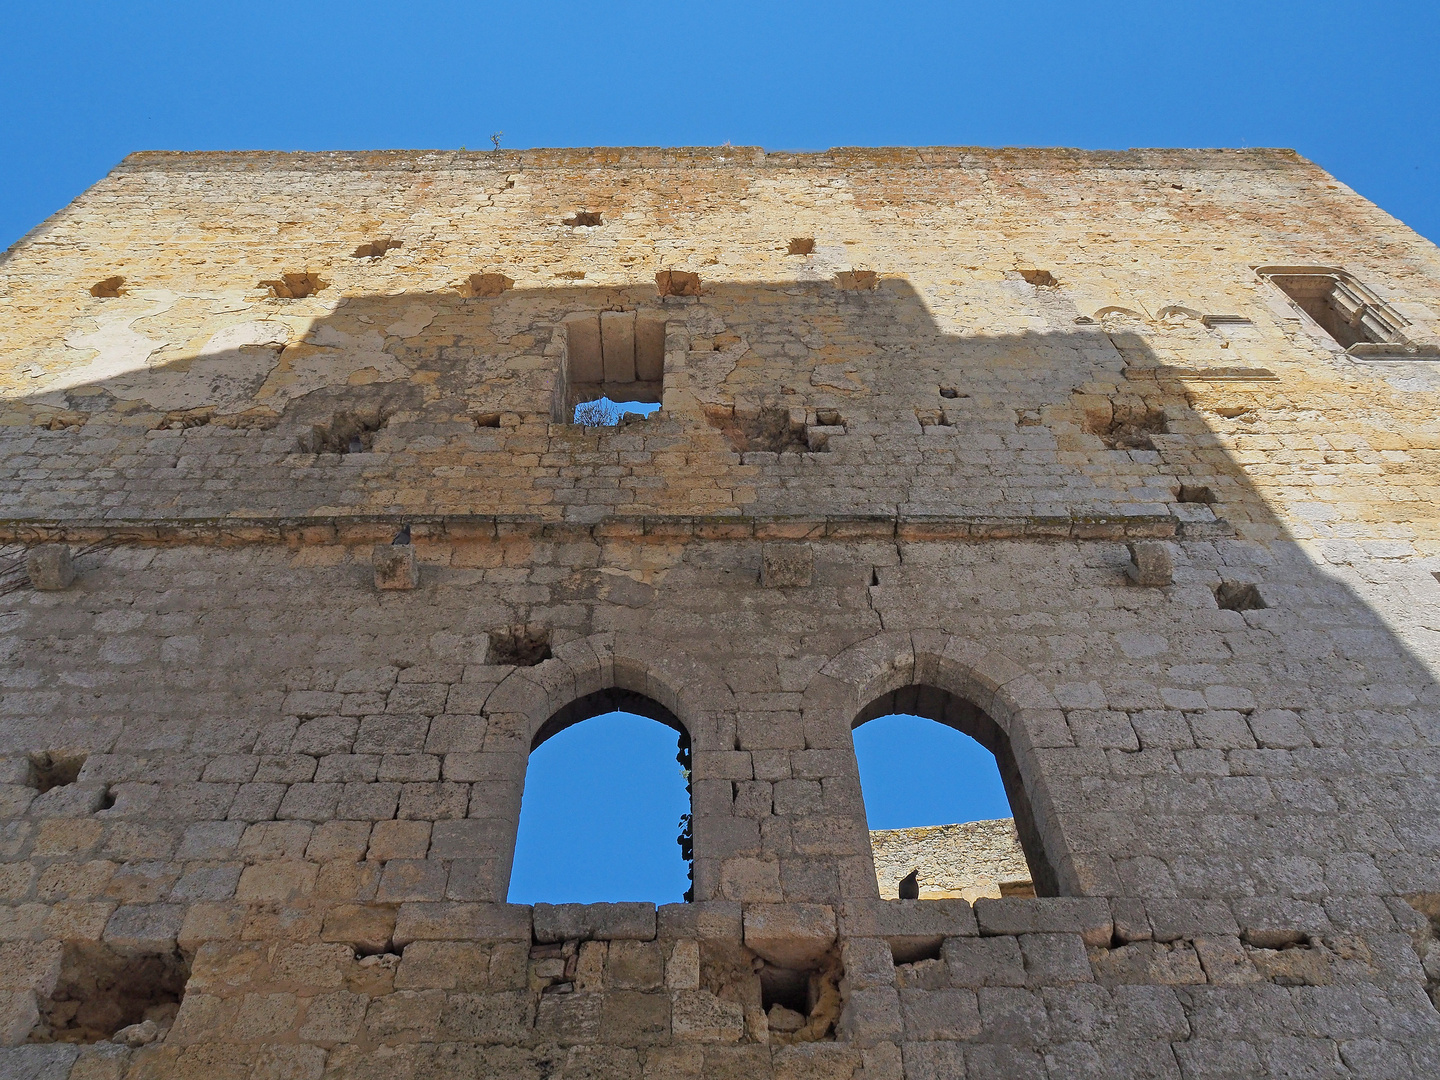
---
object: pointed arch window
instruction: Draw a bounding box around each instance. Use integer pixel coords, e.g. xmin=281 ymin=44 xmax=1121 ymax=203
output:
xmin=508 ymin=690 xmax=693 ymax=904
xmin=852 ymin=685 xmax=1059 ymax=900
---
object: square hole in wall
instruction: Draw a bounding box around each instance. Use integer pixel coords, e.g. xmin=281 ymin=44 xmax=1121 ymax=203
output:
xmin=488 ymin=625 xmax=552 ymax=667
xmin=32 ymin=944 xmax=190 ymax=1044
xmin=1215 ymin=581 xmax=1267 ymax=611
xmin=787 ymin=238 xmax=815 ymax=256
xmin=1177 ymin=484 xmax=1216 ymax=504
xmin=758 ymin=954 xmax=843 ymax=1044
xmin=352 ymin=239 xmax=402 ymax=259
xmin=28 ymin=752 xmax=86 ymax=793
xmin=561 ymin=311 xmax=666 ymax=420
xmin=259 ymin=272 xmax=324 ymax=299
xmin=298 ymin=409 xmax=391 ymax=454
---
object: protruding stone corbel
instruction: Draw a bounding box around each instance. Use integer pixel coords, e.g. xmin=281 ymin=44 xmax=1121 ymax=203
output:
xmin=374 ymin=544 xmax=419 ymax=590
xmin=1126 ymin=541 xmax=1173 ymax=587
xmin=761 ymin=542 xmax=813 ymax=588
xmin=27 ymin=544 xmax=75 ymax=591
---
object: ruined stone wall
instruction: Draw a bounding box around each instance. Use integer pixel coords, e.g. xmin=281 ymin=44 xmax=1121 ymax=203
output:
xmin=0 ymin=147 xmax=1439 ymax=1078
xmin=869 ymin=820 xmax=1032 ymax=902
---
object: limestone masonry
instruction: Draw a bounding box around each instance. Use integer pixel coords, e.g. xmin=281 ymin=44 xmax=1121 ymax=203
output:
xmin=869 ymin=821 xmax=1033 ymax=903
xmin=1 ymin=145 xmax=1439 ymax=1078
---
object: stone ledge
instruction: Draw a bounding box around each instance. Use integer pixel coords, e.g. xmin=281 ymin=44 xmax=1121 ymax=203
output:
xmin=0 ymin=510 xmax=1191 ymax=548
xmin=532 ymin=902 xmax=657 ymax=943
xmin=973 ymin=897 xmax=1113 ymax=946
xmin=840 ymin=899 xmax=979 ymax=941
xmin=392 ymin=903 xmax=532 ymax=946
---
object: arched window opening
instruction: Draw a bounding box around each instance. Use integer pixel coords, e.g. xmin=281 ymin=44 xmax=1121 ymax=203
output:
xmin=509 ymin=690 xmax=693 ymax=905
xmin=853 ymin=685 xmax=1059 ymax=900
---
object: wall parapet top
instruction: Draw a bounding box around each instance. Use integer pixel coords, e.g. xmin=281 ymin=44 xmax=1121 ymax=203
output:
xmin=114 ymin=145 xmax=1310 ymax=175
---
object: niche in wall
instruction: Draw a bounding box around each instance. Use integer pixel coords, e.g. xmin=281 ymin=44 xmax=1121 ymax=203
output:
xmin=560 ymin=310 xmax=667 ymax=420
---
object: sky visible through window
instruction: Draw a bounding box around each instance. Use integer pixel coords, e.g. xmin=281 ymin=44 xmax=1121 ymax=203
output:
xmin=853 ymin=714 xmax=1011 ymax=831
xmin=507 ymin=710 xmax=1010 ymax=902
xmin=508 ymin=711 xmax=691 ymax=905
xmin=572 ymin=398 xmax=662 ymax=426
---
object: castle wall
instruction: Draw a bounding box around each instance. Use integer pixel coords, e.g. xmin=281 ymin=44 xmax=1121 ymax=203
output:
xmin=869 ymin=820 xmax=1033 ymax=901
xmin=1 ymin=147 xmax=1439 ymax=1077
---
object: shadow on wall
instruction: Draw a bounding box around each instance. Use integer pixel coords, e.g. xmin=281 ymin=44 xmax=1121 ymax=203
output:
xmin=7 ymin=275 xmax=1292 ymax=526
xmin=5 ymin=274 xmax=1440 ymax=908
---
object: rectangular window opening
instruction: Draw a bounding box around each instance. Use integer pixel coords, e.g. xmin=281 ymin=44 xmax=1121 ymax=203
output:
xmin=560 ymin=310 xmax=666 ymax=424
xmin=1262 ymin=267 xmax=1405 ymax=350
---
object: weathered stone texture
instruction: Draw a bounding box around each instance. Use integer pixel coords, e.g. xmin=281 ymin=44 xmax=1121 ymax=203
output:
xmin=1 ymin=146 xmax=1439 ymax=1076
xmin=869 ymin=820 xmax=1032 ymax=901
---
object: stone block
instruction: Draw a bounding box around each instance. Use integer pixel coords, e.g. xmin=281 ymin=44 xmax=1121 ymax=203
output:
xmin=601 ymin=310 xmax=637 ymax=384
xmin=394 ymin=941 xmax=490 ymax=991
xmin=429 ymin=818 xmax=505 ymax=860
xmin=0 ymin=942 xmax=61 ymax=995
xmin=898 ymin=987 xmax=981 ymax=1040
xmin=437 ymin=989 xmax=534 ymax=1041
xmin=27 ymin=783 xmax=107 ymax=818
xmin=635 ymin=316 xmax=666 ymax=381
xmin=1126 ymin=541 xmax=1173 ymax=586
xmin=1144 ymin=898 xmax=1239 ymax=942
xmin=841 ymin=898 xmax=978 ymax=942
xmin=600 ymin=989 xmax=670 ymax=1042
xmin=1192 ymin=935 xmax=1261 ymax=985
xmin=1019 ymin=933 xmax=1093 ymax=985
xmin=761 ymin=543 xmax=813 ymax=588
xmin=392 ymin=902 xmax=531 ymax=945
xmin=444 ymin=859 xmax=503 ymax=901
xmin=177 ymin=902 xmax=247 ymax=950
xmin=665 ymin=939 xmax=701 ymax=990
xmin=533 ymin=902 xmax=657 ymax=943
xmin=236 ymin=860 xmax=319 ymax=904
xmin=376 ymin=859 xmax=448 ymax=902
xmin=976 ymin=986 xmax=1049 ymax=1044
xmin=944 ymin=935 xmax=1027 ymax=987
xmin=974 ymin=897 xmax=1113 ymax=946
xmin=102 ymin=903 xmax=185 ymax=954
xmin=374 ymin=544 xmax=419 ymax=590
xmin=565 ymin=313 xmax=604 ymax=383
xmin=369 ymin=819 xmax=431 ymax=861
xmin=671 ymin=989 xmax=744 ymax=1043
xmin=1089 ymin=940 xmax=1206 ymax=986
xmin=742 ymin=903 xmax=836 ymax=968
xmin=837 ymin=986 xmax=904 ymax=1043
xmin=321 ymin=904 xmax=397 ymax=953
xmin=608 ymin=940 xmax=665 ymax=989
xmin=1230 ymin=897 xmax=1331 ymax=948
xmin=25 ymin=545 xmax=74 ymax=591
xmin=534 ymin=990 xmax=602 ymax=1041
xmin=840 ymin=937 xmax=897 ymax=990
xmin=0 ymin=995 xmax=38 ymax=1050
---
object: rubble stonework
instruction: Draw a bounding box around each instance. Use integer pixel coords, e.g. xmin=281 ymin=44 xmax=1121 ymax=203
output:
xmin=1 ymin=146 xmax=1439 ymax=1076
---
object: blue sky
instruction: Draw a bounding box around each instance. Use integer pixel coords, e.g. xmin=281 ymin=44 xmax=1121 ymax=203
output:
xmin=510 ymin=711 xmax=1009 ymax=904
xmin=509 ymin=712 xmax=694 ymax=904
xmin=2 ymin=1 xmax=1437 ymax=251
